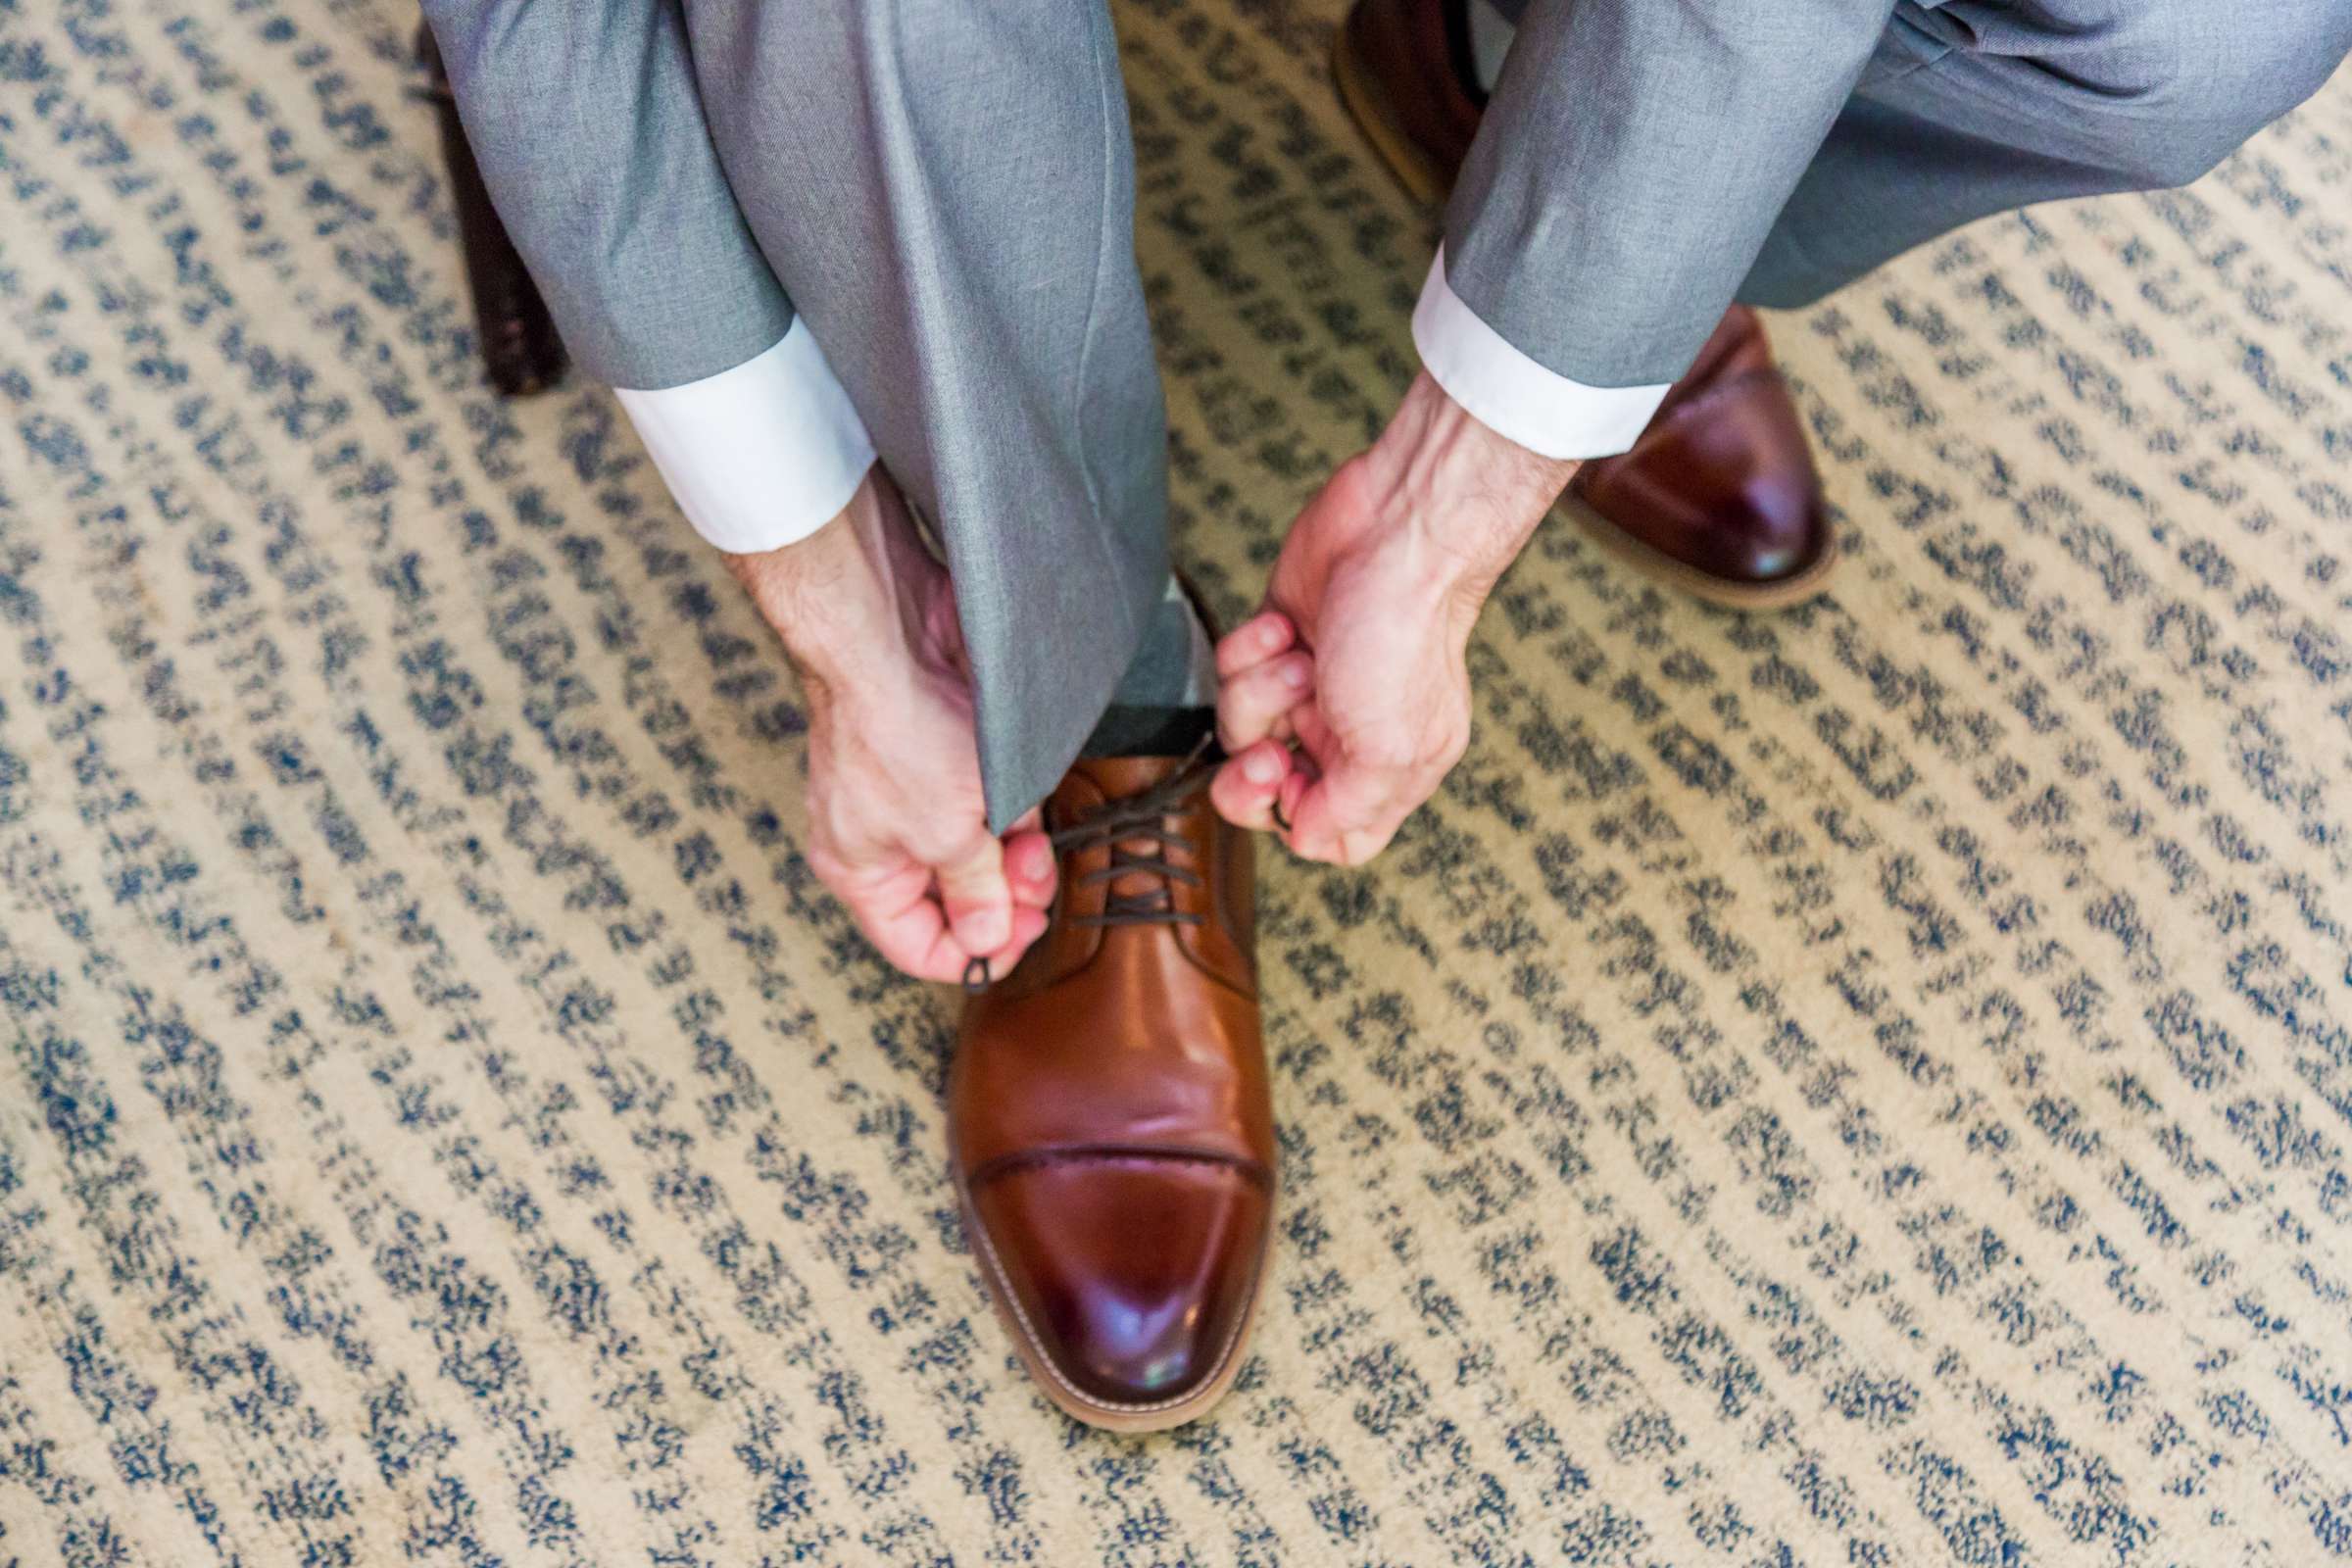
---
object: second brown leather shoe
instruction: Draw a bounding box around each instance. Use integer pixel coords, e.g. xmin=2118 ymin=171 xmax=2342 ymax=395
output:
xmin=1566 ymin=306 xmax=1835 ymax=608
xmin=1335 ymin=0 xmax=1837 ymax=608
xmin=952 ymin=748 xmax=1273 ymax=1431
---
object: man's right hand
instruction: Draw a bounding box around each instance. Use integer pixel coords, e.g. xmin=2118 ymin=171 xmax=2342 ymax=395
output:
xmin=1210 ymin=370 xmax=1578 ymax=864
xmin=724 ymin=467 xmax=1056 ymax=983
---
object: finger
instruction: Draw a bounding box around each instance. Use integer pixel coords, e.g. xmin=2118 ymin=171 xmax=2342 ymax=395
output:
xmin=1215 ymin=611 xmax=1296 ymax=678
xmin=1274 ymin=764 xmax=1312 ymax=836
xmin=1003 ymin=824 xmax=1057 ymax=909
xmin=1290 ymin=699 xmax=1340 ymax=768
xmin=979 ymin=846 xmax=1055 ymax=974
xmin=1214 ymin=651 xmax=1313 ymax=754
xmin=1209 ymin=737 xmax=1295 ymax=831
xmin=993 ymin=905 xmax=1051 ymax=968
xmin=1282 ymin=758 xmax=1412 ymax=867
xmin=844 ymin=871 xmax=975 ymax=983
xmin=933 ymin=832 xmax=1015 ymax=956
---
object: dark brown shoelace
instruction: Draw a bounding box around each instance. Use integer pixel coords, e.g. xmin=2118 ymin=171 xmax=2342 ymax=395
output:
xmin=961 ymin=739 xmax=1219 ymax=993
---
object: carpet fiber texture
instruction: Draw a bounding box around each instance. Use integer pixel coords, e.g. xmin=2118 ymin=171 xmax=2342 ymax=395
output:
xmin=5 ymin=2 xmax=2352 ymax=1564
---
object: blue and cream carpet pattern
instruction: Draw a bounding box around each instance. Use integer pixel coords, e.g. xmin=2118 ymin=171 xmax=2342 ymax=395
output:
xmin=4 ymin=1 xmax=2352 ymax=1563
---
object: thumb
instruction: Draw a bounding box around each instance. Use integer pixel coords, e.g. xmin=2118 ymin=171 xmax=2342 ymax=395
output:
xmin=933 ymin=832 xmax=1014 ymax=956
xmin=1283 ymin=757 xmax=1403 ymax=867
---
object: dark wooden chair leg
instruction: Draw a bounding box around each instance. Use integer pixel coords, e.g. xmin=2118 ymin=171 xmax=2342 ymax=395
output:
xmin=416 ymin=22 xmax=567 ymax=398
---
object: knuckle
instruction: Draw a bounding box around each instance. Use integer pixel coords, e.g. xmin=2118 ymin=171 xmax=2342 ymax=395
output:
xmin=805 ymin=842 xmax=857 ymax=890
xmin=904 ymin=819 xmax=969 ymax=861
xmin=938 ymin=831 xmax=1000 ymax=878
xmin=1350 ymin=725 xmax=1421 ymax=773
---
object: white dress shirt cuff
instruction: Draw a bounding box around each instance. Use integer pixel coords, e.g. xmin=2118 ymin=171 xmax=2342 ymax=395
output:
xmin=614 ymin=318 xmax=877 ymax=555
xmin=1411 ymin=246 xmax=1671 ymax=462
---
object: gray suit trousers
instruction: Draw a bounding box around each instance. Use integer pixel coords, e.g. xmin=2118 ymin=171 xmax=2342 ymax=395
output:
xmin=418 ymin=0 xmax=2352 ymax=827
xmin=1466 ymin=0 xmax=2352 ymax=382
xmin=422 ymin=0 xmax=1166 ymax=828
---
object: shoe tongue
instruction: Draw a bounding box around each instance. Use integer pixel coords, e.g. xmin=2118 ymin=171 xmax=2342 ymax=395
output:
xmin=1060 ymin=754 xmax=1187 ymax=810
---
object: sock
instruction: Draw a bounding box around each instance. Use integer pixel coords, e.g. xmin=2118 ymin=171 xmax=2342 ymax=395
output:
xmin=1468 ymin=0 xmax=1515 ymax=93
xmin=1080 ymin=576 xmax=1219 ymax=759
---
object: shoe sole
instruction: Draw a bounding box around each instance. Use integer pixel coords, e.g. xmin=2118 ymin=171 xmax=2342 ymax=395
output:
xmin=949 ymin=1142 xmax=1271 ymax=1433
xmin=1333 ymin=25 xmax=1840 ymax=612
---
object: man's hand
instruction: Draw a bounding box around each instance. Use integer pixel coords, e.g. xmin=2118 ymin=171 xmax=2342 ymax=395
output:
xmin=727 ymin=467 xmax=1055 ymax=982
xmin=1212 ymin=371 xmax=1579 ymax=864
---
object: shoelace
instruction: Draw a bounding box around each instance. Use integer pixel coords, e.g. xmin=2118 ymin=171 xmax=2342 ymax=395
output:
xmin=961 ymin=737 xmax=1220 ymax=993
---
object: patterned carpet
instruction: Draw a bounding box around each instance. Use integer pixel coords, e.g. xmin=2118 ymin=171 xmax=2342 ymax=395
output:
xmin=4 ymin=0 xmax=2350 ymax=1563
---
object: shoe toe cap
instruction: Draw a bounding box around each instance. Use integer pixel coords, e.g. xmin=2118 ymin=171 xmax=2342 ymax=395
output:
xmin=967 ymin=1153 xmax=1268 ymax=1414
xmin=1713 ymin=476 xmax=1829 ymax=583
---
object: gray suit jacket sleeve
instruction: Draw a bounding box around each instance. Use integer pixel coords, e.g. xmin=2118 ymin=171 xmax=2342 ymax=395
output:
xmin=1446 ymin=0 xmax=1897 ymax=388
xmin=418 ymin=0 xmax=796 ymax=390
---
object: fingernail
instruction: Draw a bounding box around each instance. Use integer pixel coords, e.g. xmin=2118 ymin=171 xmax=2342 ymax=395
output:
xmin=1280 ymin=660 xmax=1308 ymax=688
xmin=966 ymin=912 xmax=1008 ymax=950
xmin=1244 ymin=749 xmax=1280 ymax=784
xmin=1024 ymin=842 xmax=1053 ymax=881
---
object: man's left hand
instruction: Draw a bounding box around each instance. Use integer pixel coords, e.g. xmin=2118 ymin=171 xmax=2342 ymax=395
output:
xmin=1211 ymin=370 xmax=1579 ymax=864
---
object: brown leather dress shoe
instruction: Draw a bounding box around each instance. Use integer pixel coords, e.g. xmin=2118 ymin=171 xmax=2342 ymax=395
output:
xmin=1335 ymin=0 xmax=1837 ymax=608
xmin=952 ymin=748 xmax=1273 ymax=1431
xmin=416 ymin=24 xmax=567 ymax=398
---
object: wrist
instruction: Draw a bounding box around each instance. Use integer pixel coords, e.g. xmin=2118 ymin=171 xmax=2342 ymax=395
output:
xmin=1366 ymin=370 xmax=1579 ymax=601
xmin=724 ymin=466 xmax=934 ymax=710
